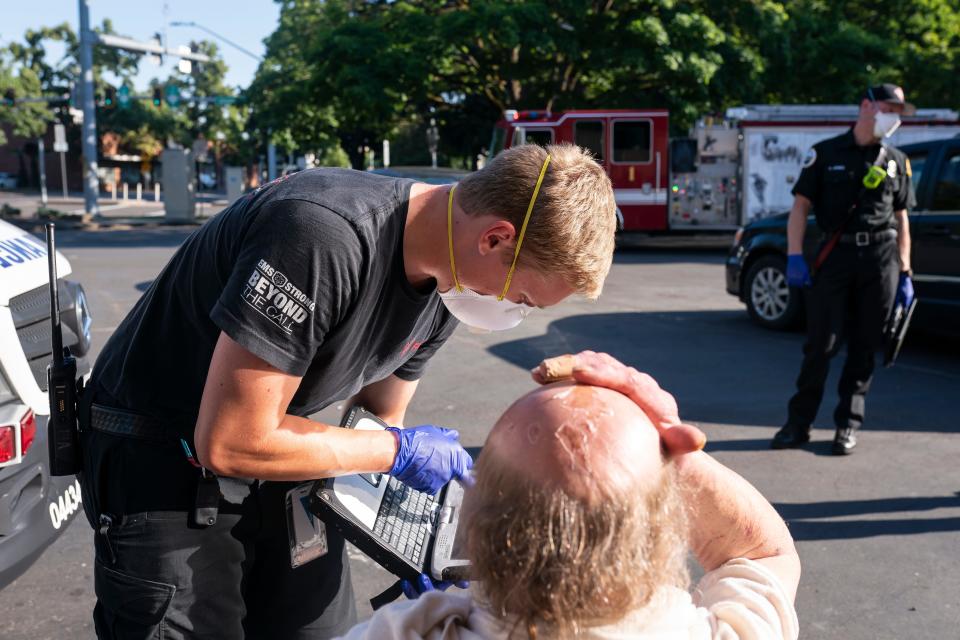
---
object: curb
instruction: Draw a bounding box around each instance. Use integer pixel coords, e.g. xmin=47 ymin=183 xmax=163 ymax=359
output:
xmin=1 ymin=216 xmax=207 ymax=233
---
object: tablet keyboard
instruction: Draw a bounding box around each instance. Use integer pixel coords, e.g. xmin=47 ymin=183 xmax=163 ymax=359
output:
xmin=372 ymin=477 xmax=438 ymax=564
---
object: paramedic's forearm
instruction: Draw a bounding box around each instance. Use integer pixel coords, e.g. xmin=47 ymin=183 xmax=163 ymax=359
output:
xmin=201 ymin=414 xmax=399 ymax=480
xmin=195 ymin=331 xmax=399 ymax=480
xmin=786 ymin=195 xmax=811 ymax=255
xmin=896 ymin=209 xmax=911 ymax=272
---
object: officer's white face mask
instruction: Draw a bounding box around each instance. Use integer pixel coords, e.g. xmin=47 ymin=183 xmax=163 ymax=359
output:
xmin=440 ymin=155 xmax=551 ymax=333
xmin=873 ymin=110 xmax=901 ymax=139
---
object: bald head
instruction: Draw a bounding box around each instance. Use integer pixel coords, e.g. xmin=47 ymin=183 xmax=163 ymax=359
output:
xmin=464 ymin=382 xmax=687 ymax=634
xmin=484 ymin=381 xmax=664 ymax=501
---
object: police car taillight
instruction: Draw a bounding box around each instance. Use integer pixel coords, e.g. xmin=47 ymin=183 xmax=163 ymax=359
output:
xmin=0 ymin=409 xmax=36 ymax=465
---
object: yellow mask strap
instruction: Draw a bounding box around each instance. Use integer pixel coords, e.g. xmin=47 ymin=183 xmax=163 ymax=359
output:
xmin=447 ymin=184 xmax=463 ymax=293
xmin=498 ymin=153 xmax=551 ymax=301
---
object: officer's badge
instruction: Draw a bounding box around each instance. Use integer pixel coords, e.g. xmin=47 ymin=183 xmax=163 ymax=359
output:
xmin=887 ymin=159 xmax=898 ymax=178
xmin=801 ymin=147 xmax=817 ymax=168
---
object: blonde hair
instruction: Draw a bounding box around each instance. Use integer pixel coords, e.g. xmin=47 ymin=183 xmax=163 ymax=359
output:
xmin=465 ymin=456 xmax=689 ymax=639
xmin=457 ymin=143 xmax=617 ymax=299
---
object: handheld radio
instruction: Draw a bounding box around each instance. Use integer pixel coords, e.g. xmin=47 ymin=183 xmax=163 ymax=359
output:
xmin=45 ymin=223 xmax=81 ymax=476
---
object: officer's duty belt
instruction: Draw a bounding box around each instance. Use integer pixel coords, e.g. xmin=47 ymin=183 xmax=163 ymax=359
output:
xmin=836 ymin=229 xmax=897 ymax=247
xmin=90 ymin=403 xmax=171 ymax=443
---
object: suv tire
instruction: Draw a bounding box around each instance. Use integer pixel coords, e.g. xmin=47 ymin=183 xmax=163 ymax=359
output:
xmin=744 ymin=255 xmax=802 ymax=330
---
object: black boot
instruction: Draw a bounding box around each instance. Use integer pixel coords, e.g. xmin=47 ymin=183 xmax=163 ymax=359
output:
xmin=771 ymin=425 xmax=810 ymax=449
xmin=832 ymin=427 xmax=858 ymax=455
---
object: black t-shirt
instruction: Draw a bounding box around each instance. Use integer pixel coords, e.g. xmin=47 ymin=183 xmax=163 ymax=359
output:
xmin=92 ymin=168 xmax=458 ymax=434
xmin=792 ymin=129 xmax=916 ymax=232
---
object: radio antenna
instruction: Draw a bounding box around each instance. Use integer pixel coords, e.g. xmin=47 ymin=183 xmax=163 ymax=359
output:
xmin=45 ymin=223 xmax=63 ymax=360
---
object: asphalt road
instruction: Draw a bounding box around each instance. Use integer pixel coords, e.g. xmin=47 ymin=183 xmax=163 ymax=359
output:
xmin=1 ymin=226 xmax=958 ymax=639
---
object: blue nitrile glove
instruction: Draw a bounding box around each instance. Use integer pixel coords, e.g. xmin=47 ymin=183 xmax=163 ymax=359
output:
xmin=896 ymin=273 xmax=915 ymax=307
xmin=387 ymin=426 xmax=473 ymax=495
xmin=401 ymin=573 xmax=470 ymax=600
xmin=786 ymin=254 xmax=813 ymax=287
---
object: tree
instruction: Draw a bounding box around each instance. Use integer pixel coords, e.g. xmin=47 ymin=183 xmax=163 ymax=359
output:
xmin=5 ymin=20 xmax=140 ymax=111
xmin=0 ymin=55 xmax=54 ymax=146
xmin=249 ymin=0 xmax=960 ymax=167
xmin=246 ymin=1 xmax=344 ymax=163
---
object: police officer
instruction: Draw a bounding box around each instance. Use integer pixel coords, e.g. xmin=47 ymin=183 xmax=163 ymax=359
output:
xmin=772 ymin=84 xmax=916 ymax=455
xmin=78 ymin=143 xmax=617 ymax=639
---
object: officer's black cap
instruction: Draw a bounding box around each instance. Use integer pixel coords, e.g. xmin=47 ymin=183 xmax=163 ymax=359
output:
xmin=863 ymin=83 xmax=916 ymax=115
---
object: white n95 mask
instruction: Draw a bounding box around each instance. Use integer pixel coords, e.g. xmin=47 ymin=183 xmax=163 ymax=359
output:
xmin=874 ymin=111 xmax=901 ymax=139
xmin=441 ymin=153 xmax=552 ymax=333
xmin=438 ymin=287 xmax=531 ymax=332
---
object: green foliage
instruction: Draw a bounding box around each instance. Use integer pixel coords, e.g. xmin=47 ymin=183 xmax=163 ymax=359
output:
xmin=0 ymin=59 xmax=54 ymax=144
xmin=248 ymin=0 xmax=960 ymax=166
xmin=6 ymin=0 xmax=960 ymax=168
xmin=314 ymin=144 xmax=352 ymax=168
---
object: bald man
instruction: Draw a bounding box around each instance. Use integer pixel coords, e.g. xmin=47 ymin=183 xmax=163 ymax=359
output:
xmin=338 ymin=352 xmax=801 ymax=639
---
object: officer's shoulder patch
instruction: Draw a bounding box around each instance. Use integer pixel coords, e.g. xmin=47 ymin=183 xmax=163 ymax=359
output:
xmin=905 ymin=157 xmax=912 ymax=177
xmin=801 ymin=147 xmax=817 ymax=169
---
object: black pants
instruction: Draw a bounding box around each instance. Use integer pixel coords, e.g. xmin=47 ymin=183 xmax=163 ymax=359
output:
xmin=78 ymin=405 xmax=357 ymax=639
xmin=786 ymin=239 xmax=899 ymax=432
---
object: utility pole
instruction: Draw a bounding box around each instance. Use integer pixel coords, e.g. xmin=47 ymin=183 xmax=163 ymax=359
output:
xmin=78 ymin=0 xmax=100 ymax=216
xmin=75 ymin=2 xmax=212 ymax=216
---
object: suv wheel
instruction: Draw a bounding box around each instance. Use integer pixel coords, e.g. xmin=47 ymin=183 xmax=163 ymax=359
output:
xmin=744 ymin=255 xmax=802 ymax=330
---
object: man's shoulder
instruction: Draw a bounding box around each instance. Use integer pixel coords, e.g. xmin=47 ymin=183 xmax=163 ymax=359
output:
xmin=813 ymin=131 xmax=852 ymax=153
xmin=799 ymin=133 xmax=849 ymax=172
xmin=264 ymin=168 xmax=407 ymax=222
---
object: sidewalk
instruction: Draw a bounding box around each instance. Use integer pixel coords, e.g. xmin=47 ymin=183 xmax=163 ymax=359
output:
xmin=0 ymin=189 xmax=229 ymax=229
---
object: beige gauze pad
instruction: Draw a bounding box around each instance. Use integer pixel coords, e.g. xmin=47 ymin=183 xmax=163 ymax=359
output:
xmin=535 ymin=354 xmax=577 ymax=382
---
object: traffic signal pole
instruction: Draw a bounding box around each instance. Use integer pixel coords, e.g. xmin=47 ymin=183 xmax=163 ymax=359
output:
xmin=78 ymin=0 xmax=100 ymax=216
xmin=75 ymin=2 xmax=211 ymax=216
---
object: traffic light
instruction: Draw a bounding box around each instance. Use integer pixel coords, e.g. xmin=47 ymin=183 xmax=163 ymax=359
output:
xmin=152 ymin=87 xmax=163 ymax=107
xmin=104 ymin=86 xmax=116 ymax=108
xmin=2 ymin=89 xmax=15 ymax=107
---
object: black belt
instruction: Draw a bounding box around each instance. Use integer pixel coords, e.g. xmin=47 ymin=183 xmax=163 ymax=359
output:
xmin=89 ymin=403 xmax=172 ymax=443
xmin=836 ymin=229 xmax=897 ymax=246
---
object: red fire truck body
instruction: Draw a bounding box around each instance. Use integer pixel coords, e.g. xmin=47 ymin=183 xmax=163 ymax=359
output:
xmin=490 ymin=106 xmax=960 ymax=233
xmin=490 ymin=109 xmax=671 ymax=232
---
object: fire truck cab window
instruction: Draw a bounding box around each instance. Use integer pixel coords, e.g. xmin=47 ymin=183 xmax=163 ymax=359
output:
xmin=574 ymin=120 xmax=604 ymax=161
xmin=613 ymin=121 xmax=651 ymax=163
xmin=524 ymin=129 xmax=553 ymax=147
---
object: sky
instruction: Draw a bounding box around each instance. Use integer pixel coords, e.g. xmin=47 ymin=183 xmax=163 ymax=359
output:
xmin=0 ymin=0 xmax=281 ymax=91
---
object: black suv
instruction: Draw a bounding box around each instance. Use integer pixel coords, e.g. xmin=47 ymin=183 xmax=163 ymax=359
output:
xmin=726 ymin=136 xmax=960 ymax=335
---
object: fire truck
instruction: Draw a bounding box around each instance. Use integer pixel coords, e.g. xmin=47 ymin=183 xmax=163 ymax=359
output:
xmin=490 ymin=106 xmax=960 ymax=232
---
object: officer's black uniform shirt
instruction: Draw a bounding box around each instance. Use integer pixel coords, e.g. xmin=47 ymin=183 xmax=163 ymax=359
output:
xmin=92 ymin=169 xmax=458 ymax=434
xmin=792 ymin=129 xmax=916 ymax=233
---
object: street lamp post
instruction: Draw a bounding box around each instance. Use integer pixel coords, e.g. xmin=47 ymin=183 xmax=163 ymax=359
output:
xmin=169 ymin=21 xmax=276 ymax=182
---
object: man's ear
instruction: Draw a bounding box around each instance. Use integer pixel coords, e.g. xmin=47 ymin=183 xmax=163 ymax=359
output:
xmin=478 ymin=219 xmax=517 ymax=256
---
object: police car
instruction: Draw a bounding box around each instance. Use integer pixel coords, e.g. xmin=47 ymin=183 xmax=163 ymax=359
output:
xmin=726 ymin=137 xmax=960 ymax=335
xmin=0 ymin=218 xmax=91 ymax=589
